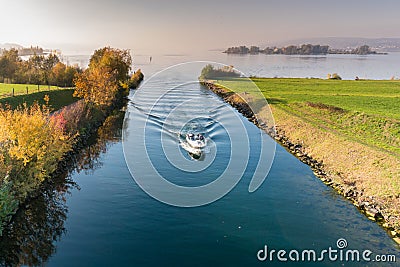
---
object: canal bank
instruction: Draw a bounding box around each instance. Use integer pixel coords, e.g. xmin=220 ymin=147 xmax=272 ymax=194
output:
xmin=201 ymin=80 xmax=400 ymax=246
xmin=0 ymin=47 xmax=144 ymax=236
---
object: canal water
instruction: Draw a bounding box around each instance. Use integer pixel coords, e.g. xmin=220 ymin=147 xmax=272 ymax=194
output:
xmin=0 ymin=54 xmax=399 ymax=267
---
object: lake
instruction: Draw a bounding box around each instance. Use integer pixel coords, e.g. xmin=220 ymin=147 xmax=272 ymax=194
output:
xmin=0 ymin=51 xmax=399 ymax=266
xmin=133 ymin=50 xmax=400 ymax=80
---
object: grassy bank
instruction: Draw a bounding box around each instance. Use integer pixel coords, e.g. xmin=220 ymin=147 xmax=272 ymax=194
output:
xmin=217 ymin=78 xmax=400 ymax=156
xmin=209 ymin=77 xmax=400 ymax=241
xmin=0 ymin=89 xmax=79 ymax=110
xmin=0 ymin=83 xmax=59 ymax=98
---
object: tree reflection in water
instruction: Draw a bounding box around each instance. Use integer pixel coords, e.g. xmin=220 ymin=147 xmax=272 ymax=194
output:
xmin=0 ymin=111 xmax=125 ymax=266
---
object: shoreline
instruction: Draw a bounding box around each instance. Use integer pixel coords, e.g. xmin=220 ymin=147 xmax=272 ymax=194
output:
xmin=200 ymin=80 xmax=400 ymax=246
xmin=2 ymin=100 xmax=125 ymax=228
xmin=1 ymin=71 xmax=144 ymax=235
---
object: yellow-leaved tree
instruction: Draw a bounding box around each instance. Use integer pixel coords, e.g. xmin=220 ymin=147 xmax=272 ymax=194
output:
xmin=73 ymin=47 xmax=131 ymax=108
xmin=74 ymin=66 xmax=119 ymax=107
xmin=0 ymin=103 xmax=71 ymax=199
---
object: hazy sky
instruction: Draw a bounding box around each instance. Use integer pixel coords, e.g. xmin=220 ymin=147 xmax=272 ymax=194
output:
xmin=0 ymin=0 xmax=399 ymax=54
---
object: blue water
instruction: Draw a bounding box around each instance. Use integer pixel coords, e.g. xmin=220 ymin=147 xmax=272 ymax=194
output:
xmin=1 ymin=54 xmax=399 ymax=266
xmin=45 ymin=134 xmax=399 ymax=266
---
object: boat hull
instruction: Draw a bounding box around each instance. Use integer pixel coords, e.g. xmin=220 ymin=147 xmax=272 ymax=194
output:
xmin=186 ymin=135 xmax=206 ymax=149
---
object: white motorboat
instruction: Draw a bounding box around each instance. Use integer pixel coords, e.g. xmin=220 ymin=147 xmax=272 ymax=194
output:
xmin=186 ymin=133 xmax=207 ymax=149
xmin=180 ymin=141 xmax=204 ymax=160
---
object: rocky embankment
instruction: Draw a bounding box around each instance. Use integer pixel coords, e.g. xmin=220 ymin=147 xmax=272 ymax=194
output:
xmin=201 ymin=80 xmax=400 ymax=245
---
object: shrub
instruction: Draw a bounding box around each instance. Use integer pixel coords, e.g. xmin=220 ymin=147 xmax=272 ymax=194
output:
xmin=128 ymin=69 xmax=144 ymax=89
xmin=57 ymin=100 xmax=91 ymax=134
xmin=0 ymin=103 xmax=72 ymax=200
xmin=329 ymin=73 xmax=342 ymax=80
xmin=0 ymin=181 xmax=19 ymax=236
xmin=199 ymin=64 xmax=240 ymax=80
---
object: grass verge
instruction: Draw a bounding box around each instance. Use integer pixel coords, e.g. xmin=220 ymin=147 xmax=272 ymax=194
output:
xmin=210 ymin=77 xmax=400 ymax=236
xmin=0 ymin=83 xmax=59 ymax=98
xmin=0 ymin=89 xmax=79 ymax=111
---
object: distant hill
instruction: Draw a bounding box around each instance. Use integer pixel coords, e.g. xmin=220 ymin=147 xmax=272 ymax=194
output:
xmin=263 ymin=37 xmax=400 ymax=52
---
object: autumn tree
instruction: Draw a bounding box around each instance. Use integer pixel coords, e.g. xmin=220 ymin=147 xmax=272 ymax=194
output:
xmin=51 ymin=62 xmax=67 ymax=86
xmin=73 ymin=47 xmax=132 ymax=107
xmin=27 ymin=54 xmax=45 ymax=85
xmin=89 ymin=47 xmax=131 ymax=82
xmin=41 ymin=54 xmax=60 ymax=86
xmin=0 ymin=48 xmax=80 ymax=86
xmin=74 ymin=66 xmax=119 ymax=107
xmin=0 ymin=49 xmax=20 ymax=83
xmin=51 ymin=62 xmax=79 ymax=87
xmin=14 ymin=60 xmax=31 ymax=84
xmin=26 ymin=54 xmax=60 ymax=86
xmin=128 ymin=69 xmax=144 ymax=89
xmin=64 ymin=65 xmax=80 ymax=87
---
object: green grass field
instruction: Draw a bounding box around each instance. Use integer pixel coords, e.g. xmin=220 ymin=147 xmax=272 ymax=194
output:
xmin=216 ymin=78 xmax=400 ymax=119
xmin=215 ymin=78 xmax=400 ymax=155
xmin=0 ymin=83 xmax=78 ymax=111
xmin=212 ymin=77 xmax=400 ymax=208
xmin=0 ymin=83 xmax=60 ymax=98
xmin=253 ymin=78 xmax=400 ymax=120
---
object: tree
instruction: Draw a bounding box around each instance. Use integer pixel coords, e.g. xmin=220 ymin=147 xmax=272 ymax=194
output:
xmin=284 ymin=45 xmax=298 ymax=55
xmin=14 ymin=60 xmax=31 ymax=84
xmin=300 ymin=44 xmax=313 ymax=55
xmin=74 ymin=66 xmax=119 ymax=107
xmin=128 ymin=69 xmax=144 ymax=89
xmin=24 ymin=54 xmax=61 ymax=86
xmin=329 ymin=73 xmax=342 ymax=80
xmin=51 ymin=62 xmax=79 ymax=87
xmin=199 ymin=64 xmax=240 ymax=80
xmin=51 ymin=62 xmax=67 ymax=86
xmin=27 ymin=54 xmax=45 ymax=85
xmin=88 ymin=47 xmax=131 ymax=83
xmin=353 ymin=45 xmax=372 ymax=55
xmin=73 ymin=47 xmax=132 ymax=107
xmin=64 ymin=66 xmax=80 ymax=87
xmin=0 ymin=49 xmax=20 ymax=83
xmin=0 ymin=48 xmax=78 ymax=86
xmin=42 ymin=54 xmax=60 ymax=85
xmin=199 ymin=64 xmax=214 ymax=80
